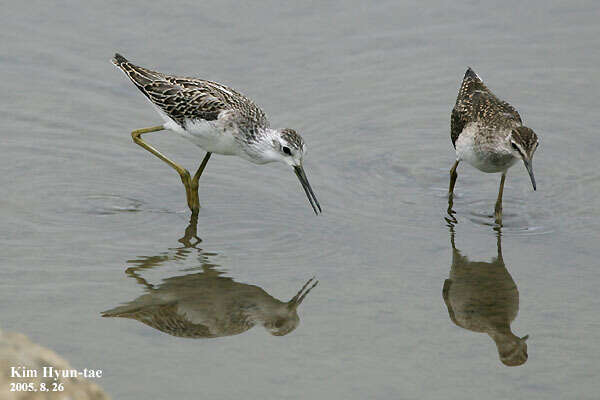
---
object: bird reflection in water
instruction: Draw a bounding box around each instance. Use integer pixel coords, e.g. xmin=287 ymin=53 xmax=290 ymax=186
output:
xmin=442 ymin=224 xmax=529 ymax=366
xmin=102 ymin=215 xmax=318 ymax=338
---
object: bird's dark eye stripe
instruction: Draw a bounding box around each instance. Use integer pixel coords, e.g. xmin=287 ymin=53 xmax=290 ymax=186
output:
xmin=511 ymin=142 xmax=526 ymax=158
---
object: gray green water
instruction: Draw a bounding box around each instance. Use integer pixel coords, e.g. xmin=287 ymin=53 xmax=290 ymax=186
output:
xmin=2 ymin=1 xmax=600 ymax=398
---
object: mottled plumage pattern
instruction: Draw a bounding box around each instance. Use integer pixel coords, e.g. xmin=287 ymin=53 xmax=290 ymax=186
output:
xmin=451 ymin=68 xmax=522 ymax=148
xmin=112 ymin=53 xmax=269 ymax=138
xmin=102 ymin=302 xmax=253 ymax=339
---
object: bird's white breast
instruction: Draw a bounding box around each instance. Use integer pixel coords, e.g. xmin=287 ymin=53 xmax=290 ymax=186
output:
xmin=178 ymin=118 xmax=240 ymax=156
xmin=148 ymin=100 xmax=241 ymax=156
xmin=455 ymin=124 xmax=517 ymax=173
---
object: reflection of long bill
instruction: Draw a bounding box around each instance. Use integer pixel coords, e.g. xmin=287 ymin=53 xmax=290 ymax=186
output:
xmin=294 ymin=165 xmax=322 ymax=215
xmin=288 ymin=277 xmax=319 ymax=309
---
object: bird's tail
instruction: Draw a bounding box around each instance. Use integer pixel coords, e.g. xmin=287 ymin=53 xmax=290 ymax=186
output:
xmin=464 ymin=67 xmax=480 ymax=81
xmin=110 ymin=52 xmax=165 ymax=90
xmin=111 ymin=53 xmax=129 ymax=68
xmin=457 ymin=66 xmax=487 ymax=97
xmin=101 ymin=303 xmax=141 ymax=318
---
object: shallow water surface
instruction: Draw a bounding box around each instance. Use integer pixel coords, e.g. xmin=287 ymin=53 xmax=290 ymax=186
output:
xmin=2 ymin=1 xmax=600 ymax=399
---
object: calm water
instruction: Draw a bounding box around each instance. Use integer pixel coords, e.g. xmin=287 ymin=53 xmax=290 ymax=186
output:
xmin=2 ymin=1 xmax=600 ymax=398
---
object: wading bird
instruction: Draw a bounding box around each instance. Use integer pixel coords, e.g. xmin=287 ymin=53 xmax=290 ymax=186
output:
xmin=449 ymin=68 xmax=538 ymax=224
xmin=112 ymin=54 xmax=321 ymax=216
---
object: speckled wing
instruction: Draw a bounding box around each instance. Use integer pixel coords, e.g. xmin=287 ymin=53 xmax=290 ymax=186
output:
xmin=102 ymin=302 xmax=217 ymax=338
xmin=451 ymin=68 xmax=522 ymax=148
xmin=112 ymin=53 xmax=269 ymax=129
xmin=450 ymin=108 xmax=465 ymax=149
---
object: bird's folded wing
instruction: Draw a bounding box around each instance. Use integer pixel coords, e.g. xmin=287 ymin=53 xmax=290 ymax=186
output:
xmin=114 ymin=57 xmax=228 ymax=125
xmin=450 ymin=107 xmax=465 ymax=148
xmin=144 ymin=82 xmax=227 ymax=124
xmin=114 ymin=54 xmax=269 ymax=131
xmin=496 ymin=99 xmax=522 ymax=124
xmin=451 ymin=91 xmax=522 ymax=147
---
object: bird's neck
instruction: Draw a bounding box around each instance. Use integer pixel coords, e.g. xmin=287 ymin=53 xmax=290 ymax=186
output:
xmin=237 ymin=128 xmax=280 ymax=164
xmin=241 ymin=297 xmax=286 ymax=323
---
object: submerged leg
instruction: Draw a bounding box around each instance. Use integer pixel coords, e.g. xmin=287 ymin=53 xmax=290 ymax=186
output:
xmin=447 ymin=160 xmax=460 ymax=213
xmin=124 ymin=268 xmax=155 ymax=290
xmin=131 ymin=126 xmax=198 ymax=214
xmin=178 ymin=213 xmax=201 ymax=248
xmin=495 ymin=172 xmax=507 ymax=225
xmin=495 ymin=228 xmax=503 ymax=263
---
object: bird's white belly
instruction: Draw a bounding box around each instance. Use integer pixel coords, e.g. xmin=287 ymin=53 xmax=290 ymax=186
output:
xmin=179 ymin=119 xmax=240 ymax=156
xmin=456 ymin=140 xmax=504 ymax=173
xmin=148 ymin=102 xmax=240 ymax=156
xmin=455 ymin=127 xmax=516 ymax=173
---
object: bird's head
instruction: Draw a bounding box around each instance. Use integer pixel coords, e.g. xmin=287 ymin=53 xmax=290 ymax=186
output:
xmin=498 ymin=334 xmax=529 ymax=367
xmin=264 ymin=278 xmax=318 ymax=336
xmin=508 ymin=126 xmax=539 ymax=190
xmin=273 ymin=128 xmax=306 ymax=167
xmin=259 ymin=128 xmax=321 ymax=214
xmin=264 ymin=313 xmax=300 ymax=337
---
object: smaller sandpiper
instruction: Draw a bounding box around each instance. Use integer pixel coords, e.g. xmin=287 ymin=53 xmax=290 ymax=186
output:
xmin=448 ymin=68 xmax=539 ymax=224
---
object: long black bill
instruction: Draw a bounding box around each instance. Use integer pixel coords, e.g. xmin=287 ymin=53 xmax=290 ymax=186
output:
xmin=524 ymin=159 xmax=536 ymax=191
xmin=294 ymin=165 xmax=322 ymax=215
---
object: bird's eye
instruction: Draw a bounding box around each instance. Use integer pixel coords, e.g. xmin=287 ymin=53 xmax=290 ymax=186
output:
xmin=511 ymin=142 xmax=519 ymax=151
xmin=282 ymin=146 xmax=291 ymax=155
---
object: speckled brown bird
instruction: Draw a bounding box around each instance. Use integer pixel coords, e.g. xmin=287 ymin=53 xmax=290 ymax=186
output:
xmin=448 ymin=68 xmax=539 ymax=224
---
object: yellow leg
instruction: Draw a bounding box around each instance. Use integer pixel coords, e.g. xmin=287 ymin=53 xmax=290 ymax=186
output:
xmin=495 ymin=172 xmax=506 ymax=225
xmin=188 ymin=152 xmax=212 ymax=215
xmin=131 ymin=126 xmax=199 ymax=214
